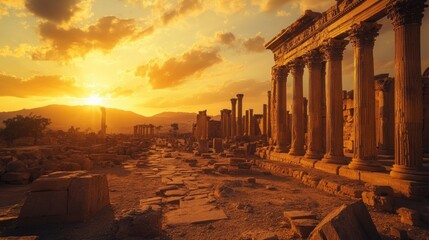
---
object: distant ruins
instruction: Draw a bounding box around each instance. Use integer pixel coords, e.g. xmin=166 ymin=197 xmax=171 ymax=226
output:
xmin=193 ymin=0 xmax=429 ymax=198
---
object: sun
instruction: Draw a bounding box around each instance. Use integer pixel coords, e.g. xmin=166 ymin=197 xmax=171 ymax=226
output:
xmin=85 ymin=94 xmax=104 ymax=106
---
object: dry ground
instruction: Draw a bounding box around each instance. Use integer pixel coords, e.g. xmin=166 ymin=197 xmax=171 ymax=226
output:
xmin=1 ymin=147 xmax=429 ymax=240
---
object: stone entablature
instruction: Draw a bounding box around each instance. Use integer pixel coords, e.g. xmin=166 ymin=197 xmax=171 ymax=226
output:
xmin=266 ymin=0 xmax=391 ymax=65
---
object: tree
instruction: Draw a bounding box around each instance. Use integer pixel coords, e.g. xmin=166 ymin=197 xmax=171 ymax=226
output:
xmin=0 ymin=114 xmax=51 ymax=146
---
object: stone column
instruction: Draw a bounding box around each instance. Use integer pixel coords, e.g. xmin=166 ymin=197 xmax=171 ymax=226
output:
xmin=387 ymin=0 xmax=429 ymax=181
xmin=321 ymin=38 xmax=349 ymax=164
xmin=226 ymin=110 xmax=232 ymax=138
xmin=267 ymin=91 xmax=272 ymax=139
xmin=263 ymin=104 xmax=268 ymax=139
xmin=203 ymin=110 xmax=208 ymax=139
xmin=245 ymin=110 xmax=249 ymax=136
xmin=249 ymin=109 xmax=255 ymax=136
xmin=220 ymin=109 xmax=226 ymax=139
xmin=375 ymin=76 xmax=395 ymax=155
xmin=304 ymin=49 xmax=324 ymax=159
xmin=289 ymin=58 xmax=306 ymax=156
xmin=274 ymin=65 xmax=289 ymax=152
xmin=231 ymin=98 xmax=237 ymax=138
xmin=348 ymin=21 xmax=384 ymax=171
xmin=237 ymin=94 xmax=244 ymax=136
xmin=150 ymin=125 xmax=154 ymax=136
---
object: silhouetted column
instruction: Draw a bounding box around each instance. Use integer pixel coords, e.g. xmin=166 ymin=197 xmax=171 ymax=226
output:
xmin=263 ymin=104 xmax=267 ymax=140
xmin=321 ymin=38 xmax=348 ymax=164
xmin=231 ymin=98 xmax=237 ymax=138
xmin=304 ymin=49 xmax=324 ymax=159
xmin=237 ymin=94 xmax=244 ymax=136
xmin=245 ymin=110 xmax=249 ymax=136
xmin=387 ymin=0 xmax=429 ymax=181
xmin=289 ymin=58 xmax=305 ymax=156
xmin=249 ymin=109 xmax=255 ymax=136
xmin=273 ymin=65 xmax=289 ymax=152
xmin=267 ymin=91 xmax=272 ymax=139
xmin=375 ymin=77 xmax=394 ymax=155
xmin=348 ymin=22 xmax=384 ymax=171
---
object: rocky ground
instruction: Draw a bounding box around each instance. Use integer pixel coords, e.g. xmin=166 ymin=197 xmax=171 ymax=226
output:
xmin=1 ymin=146 xmax=429 ymax=239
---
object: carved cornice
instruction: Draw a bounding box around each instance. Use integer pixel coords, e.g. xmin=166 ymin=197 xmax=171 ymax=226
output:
xmin=272 ymin=65 xmax=289 ymax=81
xmin=303 ymin=49 xmax=323 ymax=69
xmin=321 ymin=38 xmax=349 ymax=61
xmin=387 ymin=0 xmax=428 ymax=28
xmin=375 ymin=77 xmax=394 ymax=91
xmin=349 ymin=22 xmax=382 ymax=47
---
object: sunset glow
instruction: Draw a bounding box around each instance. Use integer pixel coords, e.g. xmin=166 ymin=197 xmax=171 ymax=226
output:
xmin=0 ymin=0 xmax=428 ymax=116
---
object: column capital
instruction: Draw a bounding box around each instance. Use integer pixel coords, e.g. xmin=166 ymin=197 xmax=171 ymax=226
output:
xmin=288 ymin=58 xmax=305 ymax=75
xmin=267 ymin=90 xmax=271 ymax=97
xmin=303 ymin=49 xmax=323 ymax=69
xmin=272 ymin=65 xmax=289 ymax=81
xmin=349 ymin=22 xmax=382 ymax=48
xmin=236 ymin=93 xmax=244 ymax=100
xmin=321 ymin=38 xmax=349 ymax=61
xmin=387 ymin=0 xmax=428 ymax=28
xmin=230 ymin=98 xmax=237 ymax=105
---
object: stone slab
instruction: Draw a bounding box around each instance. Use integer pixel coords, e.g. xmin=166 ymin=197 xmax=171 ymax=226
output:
xmin=301 ymin=159 xmax=318 ymax=168
xmin=314 ymin=162 xmax=342 ymax=175
xmin=284 ymin=211 xmax=316 ymax=221
xmin=165 ymin=205 xmax=227 ymax=226
xmin=164 ymin=190 xmax=187 ymax=197
xmin=338 ymin=166 xmax=360 ymax=180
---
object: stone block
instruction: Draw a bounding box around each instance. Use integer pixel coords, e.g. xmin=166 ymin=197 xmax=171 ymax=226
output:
xmin=115 ymin=208 xmax=162 ymax=239
xmin=338 ymin=166 xmax=360 ymax=180
xmin=390 ymin=227 xmax=408 ymax=240
xmin=340 ymin=185 xmax=363 ymax=199
xmin=301 ymin=158 xmax=317 ymax=168
xmin=19 ymin=171 xmax=110 ymax=225
xmin=6 ymin=160 xmax=27 ymax=172
xmin=360 ymin=171 xmax=390 ymax=186
xmin=291 ymin=219 xmax=319 ymax=238
xmin=361 ymin=191 xmax=394 ymax=212
xmin=308 ymin=201 xmax=381 ymax=240
xmin=396 ymin=208 xmax=422 ymax=226
xmin=229 ymin=158 xmax=246 ymax=166
xmin=364 ymin=184 xmax=394 ymax=196
xmin=283 ymin=210 xmax=316 ymax=221
xmin=314 ymin=162 xmax=342 ymax=175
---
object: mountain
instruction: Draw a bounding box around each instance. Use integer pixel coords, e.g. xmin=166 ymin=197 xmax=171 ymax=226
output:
xmin=0 ymin=105 xmax=196 ymax=134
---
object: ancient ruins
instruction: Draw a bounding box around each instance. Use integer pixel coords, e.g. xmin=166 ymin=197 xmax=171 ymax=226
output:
xmin=1 ymin=0 xmax=429 ymax=239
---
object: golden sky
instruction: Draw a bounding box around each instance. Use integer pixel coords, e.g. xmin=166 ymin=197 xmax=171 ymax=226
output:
xmin=0 ymin=0 xmax=428 ymax=116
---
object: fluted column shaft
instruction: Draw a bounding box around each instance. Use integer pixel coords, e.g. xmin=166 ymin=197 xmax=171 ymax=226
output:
xmin=245 ymin=110 xmax=249 ymax=136
xmin=348 ymin=22 xmax=384 ymax=171
xmin=263 ymin=104 xmax=268 ymax=138
xmin=274 ymin=66 xmax=289 ymax=152
xmin=231 ymin=98 xmax=237 ymax=138
xmin=267 ymin=91 xmax=272 ymax=139
xmin=387 ymin=0 xmax=429 ymax=181
xmin=237 ymin=94 xmax=244 ymax=136
xmin=289 ymin=58 xmax=305 ymax=156
xmin=304 ymin=50 xmax=324 ymax=159
xmin=321 ymin=39 xmax=348 ymax=164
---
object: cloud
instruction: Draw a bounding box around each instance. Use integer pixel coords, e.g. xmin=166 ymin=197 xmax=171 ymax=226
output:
xmin=32 ymin=16 xmax=153 ymax=61
xmin=243 ymin=33 xmax=265 ymax=52
xmin=252 ymin=0 xmax=291 ymax=12
xmin=25 ymin=0 xmax=92 ymax=24
xmin=161 ymin=0 xmax=203 ymax=25
xmin=136 ymin=46 xmax=222 ymax=89
xmin=215 ymin=0 xmax=246 ymax=14
xmin=0 ymin=44 xmax=35 ymax=58
xmin=142 ymin=79 xmax=269 ymax=108
xmin=215 ymin=31 xmax=236 ymax=45
xmin=0 ymin=74 xmax=85 ymax=98
xmin=0 ymin=0 xmax=25 ymax=18
xmin=103 ymin=87 xmax=135 ymax=97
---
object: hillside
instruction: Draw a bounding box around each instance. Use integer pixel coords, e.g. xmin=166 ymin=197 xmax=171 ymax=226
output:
xmin=0 ymin=105 xmax=196 ymax=134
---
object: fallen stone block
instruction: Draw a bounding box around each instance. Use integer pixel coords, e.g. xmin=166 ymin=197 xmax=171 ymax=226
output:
xmin=291 ymin=219 xmax=319 ymax=238
xmin=19 ymin=171 xmax=110 ymax=225
xmin=308 ymin=200 xmax=381 ymax=240
xmin=362 ymin=191 xmax=394 ymax=212
xmin=237 ymin=162 xmax=252 ymax=169
xmin=115 ymin=208 xmax=162 ymax=239
xmin=229 ymin=158 xmax=246 ymax=166
xmin=396 ymin=208 xmax=422 ymax=226
xmin=283 ymin=210 xmax=316 ymax=221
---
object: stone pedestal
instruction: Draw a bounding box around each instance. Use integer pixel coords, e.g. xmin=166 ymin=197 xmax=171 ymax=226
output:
xmin=348 ymin=22 xmax=384 ymax=172
xmin=304 ymin=50 xmax=324 ymax=159
xmin=273 ymin=66 xmax=290 ymax=153
xmin=321 ymin=38 xmax=348 ymax=164
xmin=289 ymin=58 xmax=306 ymax=156
xmin=387 ymin=0 xmax=429 ymax=181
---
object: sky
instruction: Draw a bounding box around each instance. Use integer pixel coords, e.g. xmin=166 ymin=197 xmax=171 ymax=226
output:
xmin=0 ymin=0 xmax=428 ymax=117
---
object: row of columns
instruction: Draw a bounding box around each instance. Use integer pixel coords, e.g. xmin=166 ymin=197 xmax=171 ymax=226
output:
xmin=271 ymin=0 xmax=429 ymax=181
xmin=133 ymin=124 xmax=154 ymax=137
